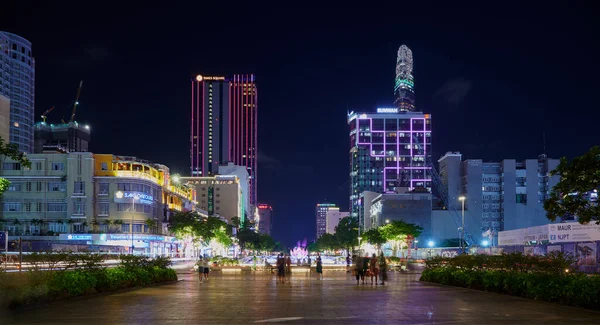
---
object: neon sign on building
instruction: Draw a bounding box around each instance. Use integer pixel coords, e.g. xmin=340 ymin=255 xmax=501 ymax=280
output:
xmin=376 ymin=108 xmax=399 ymax=113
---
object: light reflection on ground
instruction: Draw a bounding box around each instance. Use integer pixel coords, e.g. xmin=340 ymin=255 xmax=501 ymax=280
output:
xmin=3 ymin=271 xmax=600 ymax=324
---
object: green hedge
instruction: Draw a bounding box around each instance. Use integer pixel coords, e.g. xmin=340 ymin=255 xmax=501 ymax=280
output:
xmin=420 ymin=253 xmax=600 ymax=310
xmin=0 ymin=254 xmax=177 ymax=308
xmin=421 ymin=267 xmax=600 ymax=309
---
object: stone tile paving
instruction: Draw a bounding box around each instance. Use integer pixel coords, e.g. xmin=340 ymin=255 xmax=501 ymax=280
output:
xmin=2 ymin=271 xmax=600 ymax=324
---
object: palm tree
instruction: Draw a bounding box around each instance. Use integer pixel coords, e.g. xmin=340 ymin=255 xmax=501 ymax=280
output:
xmin=91 ymin=219 xmax=99 ymax=233
xmin=114 ymin=219 xmax=124 ymax=233
xmin=104 ymin=219 xmax=113 ymax=233
xmin=145 ymin=219 xmax=157 ymax=234
xmin=66 ymin=219 xmax=74 ymax=233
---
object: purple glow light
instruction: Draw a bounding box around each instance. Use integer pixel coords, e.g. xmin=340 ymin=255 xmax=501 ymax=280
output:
xmin=354 ymin=115 xmax=431 ymax=193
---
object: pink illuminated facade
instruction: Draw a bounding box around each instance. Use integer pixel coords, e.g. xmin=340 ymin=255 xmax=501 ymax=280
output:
xmin=190 ymin=74 xmax=257 ymax=206
xmin=348 ymin=109 xmax=431 ymax=218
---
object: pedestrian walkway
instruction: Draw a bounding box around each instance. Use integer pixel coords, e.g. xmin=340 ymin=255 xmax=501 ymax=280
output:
xmin=2 ymin=271 xmax=599 ymax=324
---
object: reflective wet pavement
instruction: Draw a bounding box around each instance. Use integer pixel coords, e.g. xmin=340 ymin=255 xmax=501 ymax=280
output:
xmin=2 ymin=271 xmax=600 ymax=324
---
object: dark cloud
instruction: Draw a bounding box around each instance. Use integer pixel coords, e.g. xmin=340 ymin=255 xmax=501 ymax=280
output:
xmin=434 ymin=77 xmax=473 ymax=105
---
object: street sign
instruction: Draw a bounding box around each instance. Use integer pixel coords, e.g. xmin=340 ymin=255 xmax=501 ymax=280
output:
xmin=0 ymin=231 xmax=7 ymax=251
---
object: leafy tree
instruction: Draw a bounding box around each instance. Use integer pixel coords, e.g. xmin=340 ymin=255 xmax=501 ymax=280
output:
xmin=362 ymin=228 xmax=387 ymax=249
xmin=316 ymin=233 xmax=340 ymax=252
xmin=379 ymin=220 xmax=423 ymax=256
xmin=307 ymin=241 xmax=320 ymax=252
xmin=0 ymin=137 xmax=31 ymax=197
xmin=334 ymin=216 xmax=359 ymax=253
xmin=214 ymin=225 xmax=233 ymax=247
xmin=257 ymin=233 xmax=276 ymax=254
xmin=237 ymin=227 xmax=259 ymax=250
xmin=544 ymin=146 xmax=600 ymax=224
xmin=231 ymin=216 xmax=241 ymax=228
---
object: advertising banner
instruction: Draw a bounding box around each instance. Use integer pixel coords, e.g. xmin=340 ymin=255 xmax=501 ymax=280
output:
xmin=548 ymin=222 xmax=600 ymax=243
xmin=498 ymin=228 xmax=526 ymax=246
xmin=576 ymin=242 xmax=596 ymax=266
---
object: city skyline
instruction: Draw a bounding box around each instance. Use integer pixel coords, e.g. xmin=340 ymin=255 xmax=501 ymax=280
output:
xmin=2 ymin=4 xmax=599 ymax=246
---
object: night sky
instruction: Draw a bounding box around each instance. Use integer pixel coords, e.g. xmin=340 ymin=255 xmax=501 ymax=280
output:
xmin=2 ymin=4 xmax=599 ymax=246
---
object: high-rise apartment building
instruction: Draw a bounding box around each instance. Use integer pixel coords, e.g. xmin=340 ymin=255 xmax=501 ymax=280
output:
xmin=0 ymin=94 xmax=9 ymax=141
xmin=0 ymin=31 xmax=35 ymax=153
xmin=438 ymin=152 xmax=560 ymax=242
xmin=181 ymin=175 xmax=245 ymax=225
xmin=393 ymin=45 xmax=415 ymax=112
xmin=190 ymin=74 xmax=257 ymax=205
xmin=325 ymin=207 xmax=349 ymax=235
xmin=316 ymin=203 xmax=337 ymax=239
xmin=257 ymin=204 xmax=273 ymax=235
xmin=348 ymin=109 xmax=431 ymax=218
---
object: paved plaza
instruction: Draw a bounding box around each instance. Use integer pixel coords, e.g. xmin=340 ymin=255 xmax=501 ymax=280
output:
xmin=2 ymin=270 xmax=600 ymax=324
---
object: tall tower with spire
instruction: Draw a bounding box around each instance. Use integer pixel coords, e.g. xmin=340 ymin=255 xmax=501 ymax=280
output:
xmin=393 ymin=45 xmax=415 ymax=112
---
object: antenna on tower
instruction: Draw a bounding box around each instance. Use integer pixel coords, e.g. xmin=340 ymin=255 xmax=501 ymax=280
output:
xmin=543 ymin=132 xmax=547 ymax=155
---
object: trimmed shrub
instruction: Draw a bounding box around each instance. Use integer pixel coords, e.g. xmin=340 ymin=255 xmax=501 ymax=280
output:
xmin=1 ymin=254 xmax=178 ymax=308
xmin=421 ymin=253 xmax=600 ymax=310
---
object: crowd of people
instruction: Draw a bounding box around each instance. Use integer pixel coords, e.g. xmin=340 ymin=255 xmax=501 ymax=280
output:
xmin=351 ymin=252 xmax=388 ymax=285
xmin=195 ymin=251 xmax=390 ymax=286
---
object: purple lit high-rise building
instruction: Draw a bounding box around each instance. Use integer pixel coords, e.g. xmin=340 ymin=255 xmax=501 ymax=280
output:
xmin=349 ymin=45 xmax=431 ymax=220
xmin=348 ymin=110 xmax=432 ymax=218
xmin=190 ymin=74 xmax=258 ymax=206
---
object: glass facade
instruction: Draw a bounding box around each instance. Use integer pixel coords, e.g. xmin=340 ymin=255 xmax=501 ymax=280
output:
xmin=348 ymin=111 xmax=432 ymax=217
xmin=0 ymin=32 xmax=35 ymax=153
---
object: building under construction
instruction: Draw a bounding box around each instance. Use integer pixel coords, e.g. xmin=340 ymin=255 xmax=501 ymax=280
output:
xmin=33 ymin=81 xmax=90 ymax=153
xmin=33 ymin=121 xmax=90 ymax=153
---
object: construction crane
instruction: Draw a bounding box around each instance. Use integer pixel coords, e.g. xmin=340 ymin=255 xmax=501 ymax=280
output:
xmin=69 ymin=80 xmax=83 ymax=123
xmin=41 ymin=106 xmax=55 ymax=123
xmin=411 ymin=133 xmax=476 ymax=246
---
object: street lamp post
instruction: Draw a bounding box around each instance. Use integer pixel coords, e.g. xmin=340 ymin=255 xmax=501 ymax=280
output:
xmin=428 ymin=240 xmax=434 ymax=259
xmin=116 ymin=191 xmax=138 ymax=255
xmin=131 ymin=195 xmax=135 ymax=255
xmin=458 ymin=196 xmax=466 ymax=254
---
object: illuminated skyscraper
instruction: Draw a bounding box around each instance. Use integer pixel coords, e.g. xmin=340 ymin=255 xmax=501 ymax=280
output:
xmin=393 ymin=45 xmax=415 ymax=112
xmin=0 ymin=31 xmax=35 ymax=153
xmin=316 ymin=203 xmax=338 ymax=239
xmin=348 ymin=109 xmax=431 ymax=218
xmin=190 ymin=74 xmax=257 ymax=205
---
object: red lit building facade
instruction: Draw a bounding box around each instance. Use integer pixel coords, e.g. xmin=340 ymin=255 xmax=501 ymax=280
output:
xmin=257 ymin=204 xmax=272 ymax=235
xmin=190 ymin=74 xmax=257 ymax=206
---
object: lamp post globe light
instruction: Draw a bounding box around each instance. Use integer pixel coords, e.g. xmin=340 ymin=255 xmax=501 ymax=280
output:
xmin=458 ymin=196 xmax=466 ymax=254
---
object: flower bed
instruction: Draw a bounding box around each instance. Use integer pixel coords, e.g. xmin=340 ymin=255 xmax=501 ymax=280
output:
xmin=0 ymin=254 xmax=177 ymax=308
xmin=420 ymin=253 xmax=600 ymax=310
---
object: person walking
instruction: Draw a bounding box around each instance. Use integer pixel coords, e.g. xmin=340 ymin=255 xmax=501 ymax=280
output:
xmin=353 ymin=255 xmax=363 ymax=285
xmin=362 ymin=255 xmax=369 ymax=284
xmin=346 ymin=255 xmax=351 ymax=273
xmin=202 ymin=257 xmax=210 ymax=282
xmin=196 ymin=257 xmax=204 ymax=283
xmin=369 ymin=253 xmax=380 ymax=285
xmin=379 ymin=252 xmax=388 ymax=285
xmin=316 ymin=253 xmax=323 ymax=280
xmin=277 ymin=254 xmax=285 ymax=283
